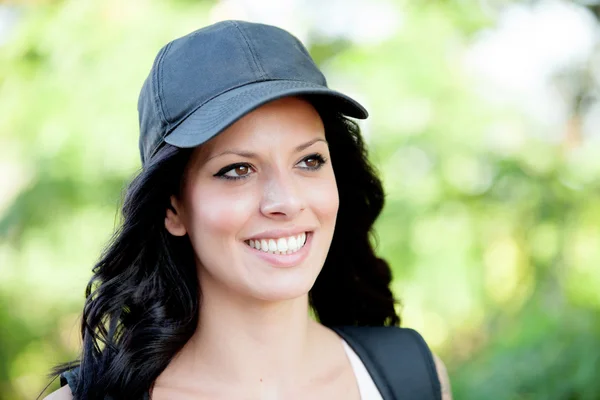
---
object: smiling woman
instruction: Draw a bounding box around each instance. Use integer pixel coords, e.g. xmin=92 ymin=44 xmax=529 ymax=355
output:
xmin=43 ymin=20 xmax=451 ymax=400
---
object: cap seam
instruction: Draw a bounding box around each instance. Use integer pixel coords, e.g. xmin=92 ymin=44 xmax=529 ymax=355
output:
xmin=231 ymin=21 xmax=268 ymax=81
xmin=155 ymin=41 xmax=174 ymax=129
xmin=145 ymin=43 xmax=172 ymax=163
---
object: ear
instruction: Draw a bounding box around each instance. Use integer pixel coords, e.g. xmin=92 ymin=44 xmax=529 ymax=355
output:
xmin=165 ymin=195 xmax=187 ymax=236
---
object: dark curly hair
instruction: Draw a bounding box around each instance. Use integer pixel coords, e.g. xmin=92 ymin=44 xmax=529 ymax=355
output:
xmin=51 ymin=109 xmax=400 ymax=399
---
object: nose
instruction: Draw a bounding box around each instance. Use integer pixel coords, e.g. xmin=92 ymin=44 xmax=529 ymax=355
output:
xmin=259 ymin=171 xmax=306 ymax=220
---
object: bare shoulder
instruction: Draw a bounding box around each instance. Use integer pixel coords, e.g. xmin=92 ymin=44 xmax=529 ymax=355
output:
xmin=433 ymin=353 xmax=453 ymax=400
xmin=43 ymin=385 xmax=73 ymax=400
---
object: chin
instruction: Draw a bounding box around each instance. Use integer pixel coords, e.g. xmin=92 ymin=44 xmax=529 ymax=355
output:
xmin=247 ymin=274 xmax=318 ymax=303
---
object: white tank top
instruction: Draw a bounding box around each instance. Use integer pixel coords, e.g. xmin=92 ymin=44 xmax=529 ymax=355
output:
xmin=341 ymin=339 xmax=384 ymax=399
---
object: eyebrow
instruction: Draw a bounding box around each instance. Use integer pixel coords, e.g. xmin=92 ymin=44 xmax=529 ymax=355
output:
xmin=207 ymin=138 xmax=328 ymax=162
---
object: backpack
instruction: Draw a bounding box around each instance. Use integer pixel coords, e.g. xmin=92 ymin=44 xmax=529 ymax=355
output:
xmin=332 ymin=326 xmax=442 ymax=400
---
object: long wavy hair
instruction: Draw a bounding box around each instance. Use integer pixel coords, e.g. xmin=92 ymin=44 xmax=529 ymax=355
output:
xmin=52 ymin=109 xmax=400 ymax=399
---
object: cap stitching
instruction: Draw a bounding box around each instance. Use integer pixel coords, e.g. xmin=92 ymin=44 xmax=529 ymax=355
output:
xmin=143 ymin=43 xmax=172 ymax=164
xmin=231 ymin=21 xmax=267 ymax=80
xmin=146 ymin=42 xmax=173 ymax=162
xmin=155 ymin=41 xmax=174 ymax=128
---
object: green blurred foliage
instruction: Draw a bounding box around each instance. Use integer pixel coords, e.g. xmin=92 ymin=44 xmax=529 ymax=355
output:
xmin=1 ymin=0 xmax=599 ymax=399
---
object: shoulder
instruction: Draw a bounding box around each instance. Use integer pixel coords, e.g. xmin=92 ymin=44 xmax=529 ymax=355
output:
xmin=433 ymin=353 xmax=453 ymax=400
xmin=43 ymin=385 xmax=73 ymax=400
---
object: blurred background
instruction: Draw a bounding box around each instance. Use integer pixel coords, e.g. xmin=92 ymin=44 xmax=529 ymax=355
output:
xmin=1 ymin=0 xmax=600 ymax=399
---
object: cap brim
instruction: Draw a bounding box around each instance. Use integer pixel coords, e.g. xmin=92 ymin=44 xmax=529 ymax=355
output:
xmin=164 ymin=80 xmax=368 ymax=149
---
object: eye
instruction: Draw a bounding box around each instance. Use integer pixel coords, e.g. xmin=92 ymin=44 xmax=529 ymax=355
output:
xmin=214 ymin=163 xmax=255 ymax=180
xmin=297 ymin=153 xmax=327 ymax=170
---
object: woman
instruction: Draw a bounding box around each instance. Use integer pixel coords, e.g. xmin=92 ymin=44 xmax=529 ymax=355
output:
xmin=44 ymin=20 xmax=451 ymax=400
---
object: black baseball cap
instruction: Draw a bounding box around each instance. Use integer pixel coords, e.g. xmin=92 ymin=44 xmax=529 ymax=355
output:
xmin=137 ymin=20 xmax=368 ymax=166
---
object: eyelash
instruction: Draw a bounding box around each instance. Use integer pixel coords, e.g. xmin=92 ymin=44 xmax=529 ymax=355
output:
xmin=214 ymin=153 xmax=328 ymax=181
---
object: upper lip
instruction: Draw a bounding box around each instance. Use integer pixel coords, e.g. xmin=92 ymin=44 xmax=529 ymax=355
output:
xmin=244 ymin=227 xmax=315 ymax=241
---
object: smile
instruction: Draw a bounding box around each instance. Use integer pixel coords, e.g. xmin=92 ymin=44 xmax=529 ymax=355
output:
xmin=245 ymin=232 xmax=308 ymax=255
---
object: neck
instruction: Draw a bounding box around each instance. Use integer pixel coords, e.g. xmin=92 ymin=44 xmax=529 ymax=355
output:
xmin=177 ymin=271 xmax=325 ymax=393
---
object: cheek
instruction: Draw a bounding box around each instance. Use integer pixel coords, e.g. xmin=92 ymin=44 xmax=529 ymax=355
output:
xmin=184 ymin=185 xmax=255 ymax=244
xmin=305 ymin=174 xmax=339 ymax=225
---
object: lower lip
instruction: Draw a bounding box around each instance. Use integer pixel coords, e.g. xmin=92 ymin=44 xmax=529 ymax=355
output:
xmin=243 ymin=233 xmax=312 ymax=268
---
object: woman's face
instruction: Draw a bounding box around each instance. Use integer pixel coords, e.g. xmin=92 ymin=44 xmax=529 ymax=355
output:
xmin=165 ymin=97 xmax=339 ymax=302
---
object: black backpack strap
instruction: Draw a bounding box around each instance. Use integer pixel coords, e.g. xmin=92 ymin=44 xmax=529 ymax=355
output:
xmin=332 ymin=326 xmax=441 ymax=400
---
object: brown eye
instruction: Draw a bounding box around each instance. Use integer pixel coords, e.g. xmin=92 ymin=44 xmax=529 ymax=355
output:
xmin=298 ymin=154 xmax=326 ymax=170
xmin=304 ymin=158 xmax=319 ymax=168
xmin=233 ymin=165 xmax=249 ymax=176
xmin=215 ymin=163 xmax=255 ymax=180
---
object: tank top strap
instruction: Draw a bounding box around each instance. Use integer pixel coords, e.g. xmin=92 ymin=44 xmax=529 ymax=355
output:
xmin=341 ymin=338 xmax=384 ymax=399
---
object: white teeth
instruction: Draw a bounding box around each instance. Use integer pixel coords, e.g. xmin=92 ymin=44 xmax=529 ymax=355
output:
xmin=288 ymin=236 xmax=298 ymax=251
xmin=246 ymin=233 xmax=309 ymax=255
xmin=276 ymin=238 xmax=288 ymax=252
xmin=268 ymin=239 xmax=277 ymax=252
